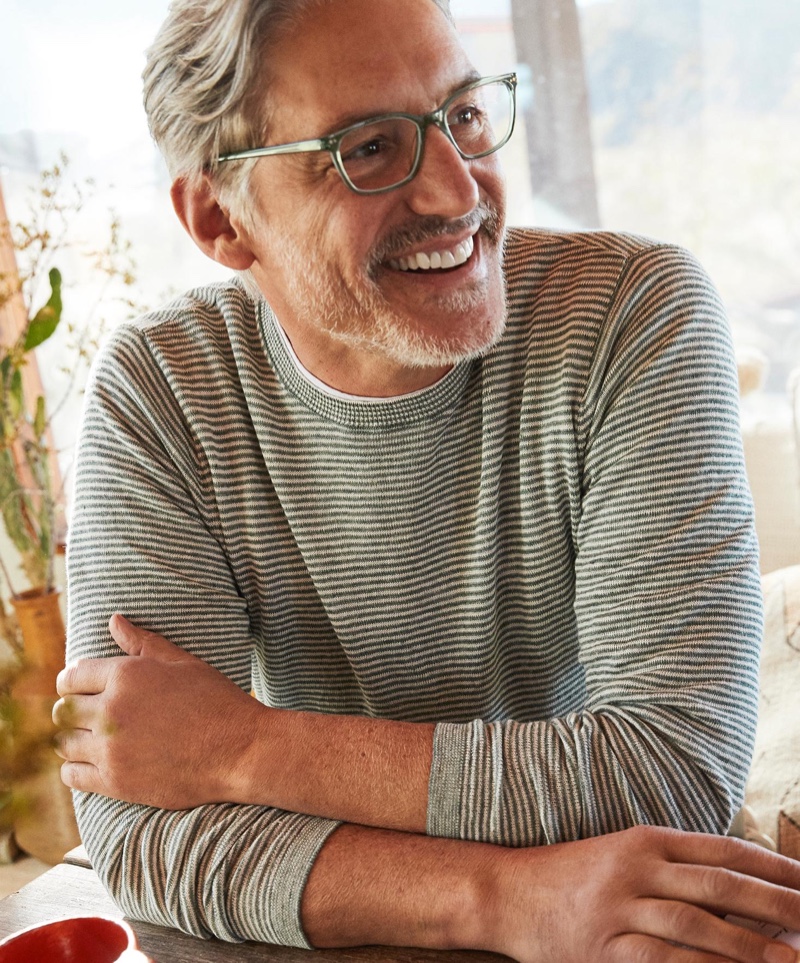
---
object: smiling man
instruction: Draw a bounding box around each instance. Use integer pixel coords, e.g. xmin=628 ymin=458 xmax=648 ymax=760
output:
xmin=54 ymin=0 xmax=800 ymax=961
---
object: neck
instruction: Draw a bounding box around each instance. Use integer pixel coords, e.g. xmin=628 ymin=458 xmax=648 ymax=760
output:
xmin=279 ymin=321 xmax=453 ymax=398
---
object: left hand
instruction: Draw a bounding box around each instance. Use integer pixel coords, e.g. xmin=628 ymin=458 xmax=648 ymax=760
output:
xmin=53 ymin=614 xmax=262 ymax=809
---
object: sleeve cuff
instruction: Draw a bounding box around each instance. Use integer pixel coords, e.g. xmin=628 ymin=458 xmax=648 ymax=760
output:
xmin=426 ymin=721 xmax=473 ymax=838
xmin=255 ymin=814 xmax=342 ymax=949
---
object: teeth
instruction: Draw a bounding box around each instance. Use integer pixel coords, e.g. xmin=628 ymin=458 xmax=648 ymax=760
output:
xmin=390 ymin=234 xmax=475 ymax=272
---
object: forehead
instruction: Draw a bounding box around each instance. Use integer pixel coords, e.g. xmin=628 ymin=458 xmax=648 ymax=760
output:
xmin=265 ymin=0 xmax=475 ymax=136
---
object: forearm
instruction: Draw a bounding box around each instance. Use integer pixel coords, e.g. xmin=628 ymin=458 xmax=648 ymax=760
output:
xmin=301 ymin=822 xmax=504 ymax=952
xmin=239 ymin=706 xmax=434 ymax=832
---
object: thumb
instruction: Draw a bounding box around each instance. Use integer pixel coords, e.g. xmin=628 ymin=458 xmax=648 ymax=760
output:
xmin=109 ymin=614 xmax=192 ymax=663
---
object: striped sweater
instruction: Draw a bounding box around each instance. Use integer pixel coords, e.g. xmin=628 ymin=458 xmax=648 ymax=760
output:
xmin=67 ymin=227 xmax=763 ymax=948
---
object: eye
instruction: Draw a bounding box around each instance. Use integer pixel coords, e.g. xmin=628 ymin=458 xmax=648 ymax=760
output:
xmin=448 ymin=102 xmax=484 ymax=127
xmin=342 ymin=135 xmax=392 ymax=162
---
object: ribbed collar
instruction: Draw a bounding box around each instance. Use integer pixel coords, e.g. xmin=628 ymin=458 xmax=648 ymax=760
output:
xmin=258 ymin=300 xmax=476 ymax=431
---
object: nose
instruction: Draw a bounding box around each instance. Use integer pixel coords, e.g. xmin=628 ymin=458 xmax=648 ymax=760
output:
xmin=404 ymin=124 xmax=480 ymax=218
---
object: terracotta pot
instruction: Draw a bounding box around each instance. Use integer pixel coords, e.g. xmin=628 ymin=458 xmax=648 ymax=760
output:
xmin=0 ymin=915 xmax=152 ymax=962
xmin=10 ymin=588 xmax=67 ymax=686
xmin=10 ymin=587 xmax=81 ymax=864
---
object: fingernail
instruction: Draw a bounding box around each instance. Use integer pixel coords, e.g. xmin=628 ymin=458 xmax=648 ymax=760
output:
xmin=763 ymin=942 xmax=798 ymax=963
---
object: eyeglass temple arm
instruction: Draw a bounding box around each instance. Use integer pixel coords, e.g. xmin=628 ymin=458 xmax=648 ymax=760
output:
xmin=219 ymin=137 xmax=330 ymax=164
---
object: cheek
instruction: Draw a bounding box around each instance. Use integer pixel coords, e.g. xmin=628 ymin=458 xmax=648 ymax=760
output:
xmin=252 ymin=168 xmax=396 ymax=283
xmin=312 ymin=208 xmax=388 ymax=284
xmin=476 ymin=156 xmax=507 ymax=213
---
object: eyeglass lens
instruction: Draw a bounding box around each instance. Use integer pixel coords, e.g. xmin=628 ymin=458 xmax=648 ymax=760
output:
xmin=337 ymin=79 xmax=513 ymax=192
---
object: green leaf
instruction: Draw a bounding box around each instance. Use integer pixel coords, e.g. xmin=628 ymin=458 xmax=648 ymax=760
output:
xmin=8 ymin=370 xmax=23 ymax=422
xmin=0 ymin=450 xmax=34 ymax=559
xmin=24 ymin=267 xmax=63 ymax=351
xmin=33 ymin=395 xmax=46 ymax=439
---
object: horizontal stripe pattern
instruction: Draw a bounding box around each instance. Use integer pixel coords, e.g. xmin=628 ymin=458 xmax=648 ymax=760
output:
xmin=67 ymin=227 xmax=762 ymax=947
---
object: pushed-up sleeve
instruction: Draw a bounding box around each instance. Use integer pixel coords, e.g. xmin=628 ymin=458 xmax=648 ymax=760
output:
xmin=427 ymin=245 xmax=762 ymax=846
xmin=67 ymin=325 xmax=338 ymax=947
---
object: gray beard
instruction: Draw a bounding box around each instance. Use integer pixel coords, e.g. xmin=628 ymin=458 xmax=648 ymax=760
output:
xmin=321 ymin=267 xmax=508 ymax=369
xmin=243 ymin=201 xmax=508 ymax=369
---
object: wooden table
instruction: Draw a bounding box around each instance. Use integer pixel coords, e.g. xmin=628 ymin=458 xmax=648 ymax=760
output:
xmin=0 ymin=850 xmax=505 ymax=963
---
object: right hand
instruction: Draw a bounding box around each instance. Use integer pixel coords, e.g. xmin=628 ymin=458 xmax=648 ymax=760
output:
xmin=485 ymin=825 xmax=800 ymax=963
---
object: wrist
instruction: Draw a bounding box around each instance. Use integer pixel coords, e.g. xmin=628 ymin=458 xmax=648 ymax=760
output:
xmin=468 ymin=843 xmax=559 ymax=961
xmin=223 ymin=696 xmax=278 ymax=806
xmin=303 ymin=824 xmax=518 ymax=952
xmin=456 ymin=843 xmax=518 ymax=955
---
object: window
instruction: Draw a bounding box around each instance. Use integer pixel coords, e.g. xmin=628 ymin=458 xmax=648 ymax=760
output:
xmin=456 ymin=0 xmax=800 ymax=399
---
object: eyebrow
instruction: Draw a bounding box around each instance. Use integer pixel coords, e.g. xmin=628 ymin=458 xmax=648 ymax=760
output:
xmin=320 ymin=70 xmax=483 ymax=134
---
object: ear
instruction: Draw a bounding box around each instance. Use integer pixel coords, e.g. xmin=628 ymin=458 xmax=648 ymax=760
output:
xmin=170 ymin=174 xmax=255 ymax=271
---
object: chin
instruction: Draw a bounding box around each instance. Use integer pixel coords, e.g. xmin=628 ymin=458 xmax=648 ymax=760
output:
xmin=395 ymin=284 xmax=508 ymax=368
xmin=332 ymin=294 xmax=508 ymax=369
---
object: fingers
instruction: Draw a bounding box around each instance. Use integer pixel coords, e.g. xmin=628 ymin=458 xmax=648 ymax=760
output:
xmin=56 ymin=658 xmax=122 ymax=697
xmin=660 ymin=863 xmax=800 ymax=938
xmin=52 ymin=694 xmax=99 ymax=730
xmin=56 ymin=616 xmax=192 ymax=696
xmin=665 ymin=831 xmax=800 ymax=891
xmin=635 ymin=897 xmax=798 ymax=963
xmin=109 ymin=613 xmax=191 ymax=663
xmin=60 ymin=760 xmax=102 ymax=794
xmin=613 ymin=933 xmax=745 ymax=963
xmin=54 ymin=727 xmax=95 ymax=763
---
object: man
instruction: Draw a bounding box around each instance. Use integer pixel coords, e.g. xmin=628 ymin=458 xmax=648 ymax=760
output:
xmin=54 ymin=0 xmax=800 ymax=960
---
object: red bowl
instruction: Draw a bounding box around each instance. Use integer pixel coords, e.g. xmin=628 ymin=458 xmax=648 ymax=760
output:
xmin=0 ymin=915 xmax=151 ymax=962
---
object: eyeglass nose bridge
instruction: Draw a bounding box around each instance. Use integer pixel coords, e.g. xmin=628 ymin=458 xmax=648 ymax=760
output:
xmin=408 ymin=107 xmax=472 ymax=180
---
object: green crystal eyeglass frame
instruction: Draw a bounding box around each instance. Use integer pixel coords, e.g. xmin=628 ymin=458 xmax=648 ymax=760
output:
xmin=216 ymin=72 xmax=518 ymax=195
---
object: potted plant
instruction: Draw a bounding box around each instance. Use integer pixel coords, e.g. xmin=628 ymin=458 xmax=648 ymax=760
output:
xmin=0 ymin=263 xmax=63 ymax=598
xmin=0 ymin=156 xmax=140 ymax=863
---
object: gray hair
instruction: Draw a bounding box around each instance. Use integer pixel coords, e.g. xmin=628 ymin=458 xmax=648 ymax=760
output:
xmin=143 ymin=0 xmax=454 ymax=213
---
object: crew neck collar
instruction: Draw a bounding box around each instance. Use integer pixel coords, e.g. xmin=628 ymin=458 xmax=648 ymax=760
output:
xmin=258 ymin=301 xmax=475 ymax=431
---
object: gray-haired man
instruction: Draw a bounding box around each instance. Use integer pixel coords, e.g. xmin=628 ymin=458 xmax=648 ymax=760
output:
xmin=54 ymin=0 xmax=800 ymax=960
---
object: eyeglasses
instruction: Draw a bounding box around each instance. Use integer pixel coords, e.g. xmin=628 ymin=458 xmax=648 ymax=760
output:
xmin=217 ymin=73 xmax=517 ymax=195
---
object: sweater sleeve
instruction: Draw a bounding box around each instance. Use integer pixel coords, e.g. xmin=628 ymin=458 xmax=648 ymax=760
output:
xmin=427 ymin=244 xmax=763 ymax=846
xmin=66 ymin=326 xmax=339 ymax=947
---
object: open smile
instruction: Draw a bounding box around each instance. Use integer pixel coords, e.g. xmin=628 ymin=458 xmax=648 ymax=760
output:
xmin=387 ymin=233 xmax=476 ymax=273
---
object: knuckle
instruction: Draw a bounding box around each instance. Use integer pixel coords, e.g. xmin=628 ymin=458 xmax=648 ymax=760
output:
xmin=100 ymin=695 xmax=123 ymax=731
xmin=52 ymin=695 xmax=75 ymax=727
xmin=60 ymin=761 xmax=80 ymax=789
xmin=663 ymin=900 xmax=701 ymax=936
xmin=610 ymin=934 xmax=659 ymax=963
xmin=111 ymin=656 xmax=138 ymax=691
xmin=55 ymin=663 xmax=74 ymax=696
xmin=621 ymin=823 xmax=649 ymax=843
xmin=770 ymin=887 xmax=800 ymax=924
xmin=622 ymin=824 xmax=666 ymax=848
xmin=696 ymin=865 xmax=731 ymax=904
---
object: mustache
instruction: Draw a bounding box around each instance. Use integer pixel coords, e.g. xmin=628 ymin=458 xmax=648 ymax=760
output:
xmin=367 ymin=202 xmax=504 ymax=275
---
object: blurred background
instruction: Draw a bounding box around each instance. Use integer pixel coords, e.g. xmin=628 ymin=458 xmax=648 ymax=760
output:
xmin=1 ymin=0 xmax=799 ymax=571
